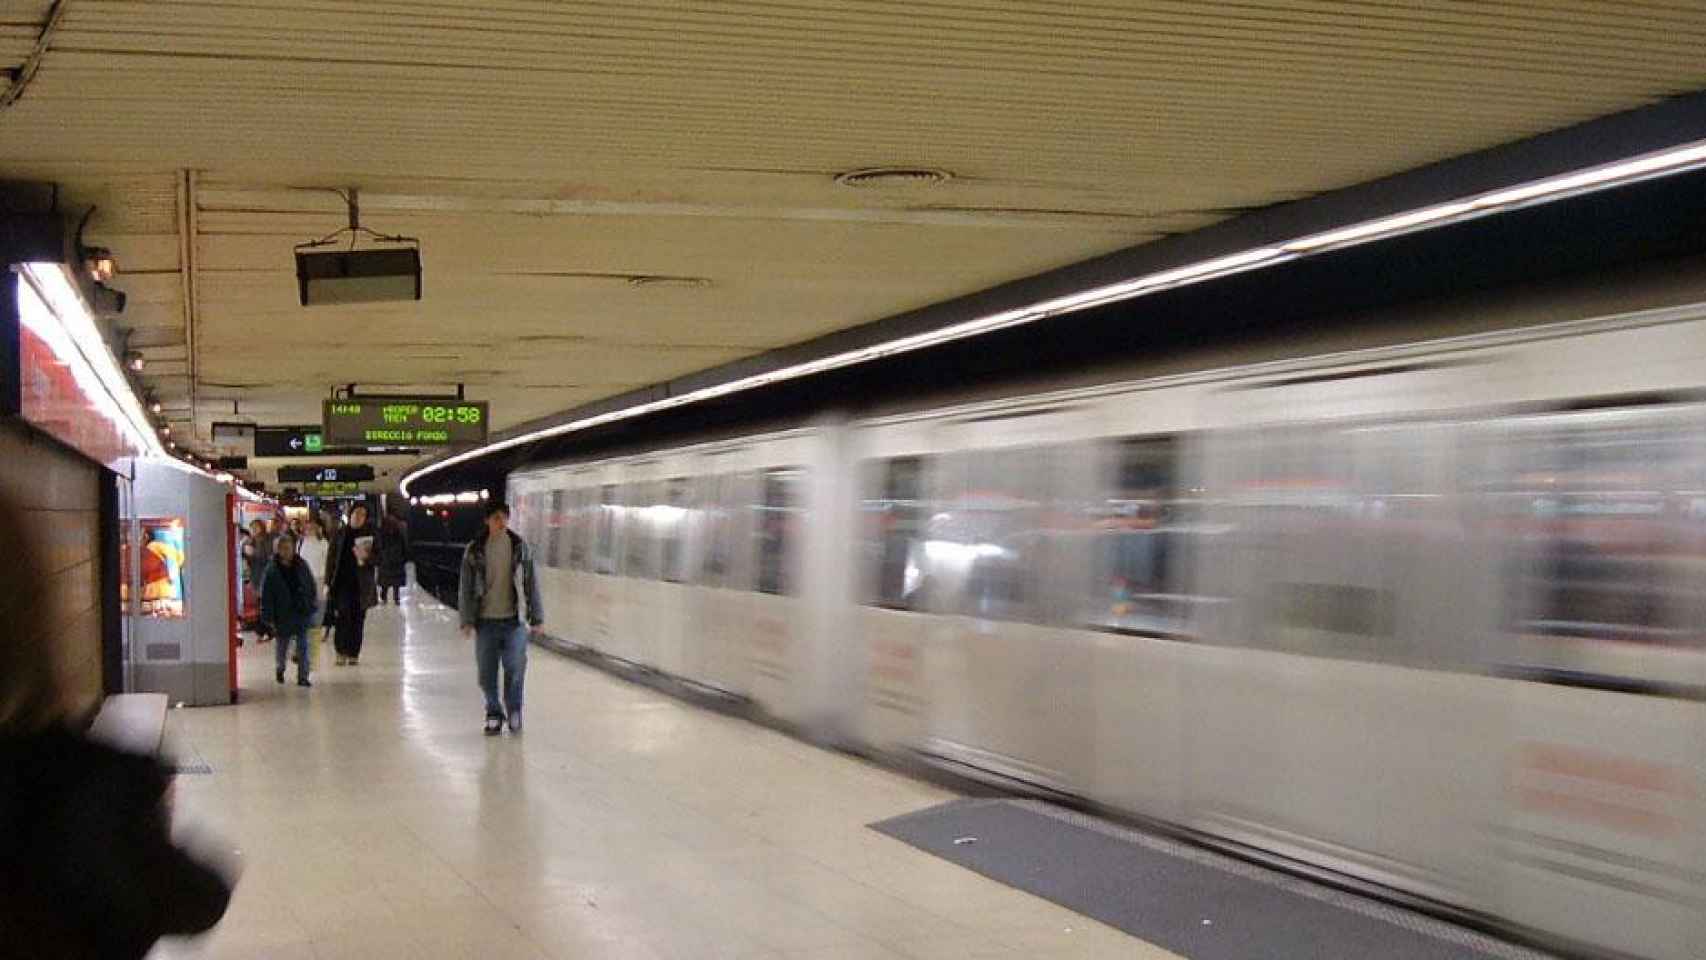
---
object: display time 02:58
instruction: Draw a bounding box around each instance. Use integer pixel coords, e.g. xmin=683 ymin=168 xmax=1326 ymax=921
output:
xmin=418 ymin=405 xmax=482 ymax=425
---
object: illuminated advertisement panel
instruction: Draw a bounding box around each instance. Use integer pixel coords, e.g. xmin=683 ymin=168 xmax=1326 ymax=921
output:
xmin=12 ymin=270 xmax=148 ymax=469
xmin=140 ymin=517 xmax=187 ymax=618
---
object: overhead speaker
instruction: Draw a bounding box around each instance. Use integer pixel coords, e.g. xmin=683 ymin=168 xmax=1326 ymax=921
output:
xmin=295 ymin=247 xmax=421 ymax=306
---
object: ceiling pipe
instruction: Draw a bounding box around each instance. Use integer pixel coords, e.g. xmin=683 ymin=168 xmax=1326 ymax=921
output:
xmin=0 ymin=0 xmax=70 ymax=113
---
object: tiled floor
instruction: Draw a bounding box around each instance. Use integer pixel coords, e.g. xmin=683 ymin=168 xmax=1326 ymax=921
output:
xmin=148 ymin=589 xmax=1177 ymax=960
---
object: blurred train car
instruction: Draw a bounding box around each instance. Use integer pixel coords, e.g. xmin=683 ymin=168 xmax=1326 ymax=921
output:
xmin=509 ymin=299 xmax=1706 ymax=960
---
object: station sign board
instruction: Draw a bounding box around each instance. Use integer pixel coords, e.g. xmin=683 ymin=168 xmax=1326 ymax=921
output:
xmin=254 ymin=425 xmax=325 ymax=457
xmin=322 ymin=399 xmax=487 ymax=447
xmin=301 ymin=481 xmax=362 ymax=496
xmin=277 ymin=464 xmax=375 ymax=484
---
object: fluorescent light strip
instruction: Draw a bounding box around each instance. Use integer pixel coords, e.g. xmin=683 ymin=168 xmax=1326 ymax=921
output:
xmin=412 ymin=489 xmax=490 ymax=506
xmin=401 ymin=136 xmax=1706 ymax=497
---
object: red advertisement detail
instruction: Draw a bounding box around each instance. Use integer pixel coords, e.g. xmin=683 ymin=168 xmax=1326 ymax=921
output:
xmin=1511 ymin=741 xmax=1690 ymax=838
xmin=870 ymin=638 xmax=918 ymax=685
xmin=18 ymin=321 xmax=143 ymax=468
xmin=1519 ymin=743 xmax=1693 ymax=795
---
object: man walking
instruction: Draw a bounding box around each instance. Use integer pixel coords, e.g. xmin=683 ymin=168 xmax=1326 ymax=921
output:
xmin=261 ymin=534 xmax=317 ymax=687
xmin=459 ymin=501 xmax=545 ymax=735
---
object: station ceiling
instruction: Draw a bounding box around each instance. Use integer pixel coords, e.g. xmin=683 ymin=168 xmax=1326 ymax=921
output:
xmin=2 ymin=1 xmax=1704 ymax=485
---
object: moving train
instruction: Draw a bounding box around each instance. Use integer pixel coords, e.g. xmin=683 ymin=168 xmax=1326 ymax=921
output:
xmin=507 ymin=286 xmax=1706 ymax=960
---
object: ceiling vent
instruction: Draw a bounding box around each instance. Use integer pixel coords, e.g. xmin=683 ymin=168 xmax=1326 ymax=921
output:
xmin=626 ymin=275 xmax=711 ymax=289
xmin=833 ymin=167 xmax=953 ymax=188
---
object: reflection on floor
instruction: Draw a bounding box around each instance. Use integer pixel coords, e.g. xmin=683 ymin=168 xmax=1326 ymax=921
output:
xmin=147 ymin=589 xmax=1173 ymax=960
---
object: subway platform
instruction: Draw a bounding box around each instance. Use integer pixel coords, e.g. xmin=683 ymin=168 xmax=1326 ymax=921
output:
xmin=146 ymin=590 xmax=1167 ymax=960
xmin=147 ymin=589 xmax=1556 ymax=960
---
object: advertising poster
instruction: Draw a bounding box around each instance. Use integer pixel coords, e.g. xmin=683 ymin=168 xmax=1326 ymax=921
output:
xmin=141 ymin=517 xmax=188 ymax=618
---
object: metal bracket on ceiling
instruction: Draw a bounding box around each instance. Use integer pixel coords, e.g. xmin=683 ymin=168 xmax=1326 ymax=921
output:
xmin=335 ymin=384 xmax=466 ymax=401
xmin=294 ymin=188 xmax=417 ymax=252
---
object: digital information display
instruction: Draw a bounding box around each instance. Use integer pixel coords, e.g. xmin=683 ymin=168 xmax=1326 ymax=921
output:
xmin=278 ymin=464 xmax=375 ymax=484
xmin=302 ymin=481 xmax=362 ymax=496
xmin=323 ymin=399 xmax=488 ymax=447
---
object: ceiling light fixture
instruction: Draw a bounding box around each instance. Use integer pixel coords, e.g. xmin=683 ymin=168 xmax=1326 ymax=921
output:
xmin=83 ymin=246 xmax=116 ymax=283
xmin=402 ymin=136 xmax=1706 ymax=497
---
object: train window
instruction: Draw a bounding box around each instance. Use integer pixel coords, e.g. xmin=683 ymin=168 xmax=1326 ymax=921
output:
xmin=754 ymin=467 xmax=806 ymax=596
xmin=1191 ymin=421 xmax=1464 ymax=665
xmin=661 ymin=477 xmax=692 ymax=583
xmin=545 ymin=490 xmax=567 ymax=569
xmin=927 ymin=444 xmax=1086 ymax=625
xmin=859 ymin=456 xmax=931 ymax=610
xmin=1271 ymin=582 xmax=1395 ymax=638
xmin=1079 ymin=436 xmax=1205 ymax=639
xmin=623 ymin=481 xmax=659 ymax=580
xmin=592 ymin=484 xmax=619 ymax=575
xmin=1475 ymin=408 xmax=1706 ymax=690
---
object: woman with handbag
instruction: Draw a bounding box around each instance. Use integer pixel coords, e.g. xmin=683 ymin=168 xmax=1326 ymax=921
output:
xmin=323 ymin=503 xmax=379 ymax=666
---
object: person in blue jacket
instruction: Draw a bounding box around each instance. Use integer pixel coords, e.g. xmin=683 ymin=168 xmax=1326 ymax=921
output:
xmin=262 ymin=534 xmax=319 ymax=687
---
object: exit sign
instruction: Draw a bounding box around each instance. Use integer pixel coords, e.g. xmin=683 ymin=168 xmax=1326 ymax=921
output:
xmin=254 ymin=425 xmax=325 ymax=457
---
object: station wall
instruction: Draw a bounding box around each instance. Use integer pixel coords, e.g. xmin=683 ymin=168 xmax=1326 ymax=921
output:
xmin=0 ymin=420 xmax=104 ymax=723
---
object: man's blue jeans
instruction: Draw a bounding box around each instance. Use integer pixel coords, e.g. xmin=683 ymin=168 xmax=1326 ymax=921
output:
xmin=274 ymin=630 xmax=308 ymax=681
xmin=475 ymin=618 xmax=527 ymax=718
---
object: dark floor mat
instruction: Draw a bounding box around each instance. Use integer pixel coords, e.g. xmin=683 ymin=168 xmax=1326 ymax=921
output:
xmin=871 ymin=799 xmax=1546 ymax=960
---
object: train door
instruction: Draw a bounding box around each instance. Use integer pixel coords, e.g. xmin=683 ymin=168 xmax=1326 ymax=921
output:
xmin=617 ymin=462 xmax=664 ymax=669
xmin=744 ymin=434 xmax=816 ymax=728
xmin=691 ymin=452 xmax=754 ymax=698
xmin=1473 ymin=406 xmax=1706 ymax=960
xmin=652 ymin=469 xmax=696 ymax=678
xmin=585 ymin=468 xmax=622 ymax=655
xmin=561 ymin=478 xmax=594 ymax=647
xmin=922 ymin=406 xmax=1100 ymax=795
xmin=1185 ymin=362 xmax=1505 ymax=909
xmin=1081 ymin=431 xmax=1197 ymax=823
xmin=534 ymin=478 xmax=573 ymax=641
xmin=849 ymin=419 xmax=939 ymax=753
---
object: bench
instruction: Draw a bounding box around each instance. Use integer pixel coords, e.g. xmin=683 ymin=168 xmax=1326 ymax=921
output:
xmin=88 ymin=693 xmax=170 ymax=759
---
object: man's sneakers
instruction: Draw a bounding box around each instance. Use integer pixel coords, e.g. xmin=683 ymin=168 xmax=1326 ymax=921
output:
xmin=483 ymin=710 xmax=523 ymax=735
xmin=297 ymin=677 xmax=312 ymax=688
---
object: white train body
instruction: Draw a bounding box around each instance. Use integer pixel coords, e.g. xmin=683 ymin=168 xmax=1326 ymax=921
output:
xmin=508 ymin=300 xmax=1706 ymax=960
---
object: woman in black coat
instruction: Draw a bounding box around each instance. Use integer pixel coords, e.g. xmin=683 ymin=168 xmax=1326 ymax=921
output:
xmin=323 ymin=503 xmax=379 ymax=665
xmin=376 ymin=513 xmax=409 ymax=604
